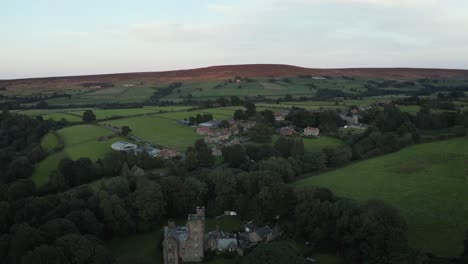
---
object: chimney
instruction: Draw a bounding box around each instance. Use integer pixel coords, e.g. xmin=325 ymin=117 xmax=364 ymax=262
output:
xmin=196 ymin=206 xmax=205 ymax=218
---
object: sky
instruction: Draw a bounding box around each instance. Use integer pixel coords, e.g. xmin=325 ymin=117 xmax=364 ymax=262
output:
xmin=1 ymin=0 xmax=468 ymax=79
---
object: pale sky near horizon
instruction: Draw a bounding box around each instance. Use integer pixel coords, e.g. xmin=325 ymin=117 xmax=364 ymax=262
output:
xmin=2 ymin=0 xmax=468 ymax=79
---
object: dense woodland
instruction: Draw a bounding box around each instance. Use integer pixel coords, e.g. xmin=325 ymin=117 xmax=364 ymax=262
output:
xmin=1 ymin=95 xmax=468 ymax=264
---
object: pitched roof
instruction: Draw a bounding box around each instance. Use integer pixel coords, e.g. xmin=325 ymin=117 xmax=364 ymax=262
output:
xmin=255 ymin=226 xmax=272 ymax=239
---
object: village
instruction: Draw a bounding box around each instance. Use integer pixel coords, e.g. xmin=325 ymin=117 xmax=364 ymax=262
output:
xmin=108 ymin=107 xmax=367 ymax=159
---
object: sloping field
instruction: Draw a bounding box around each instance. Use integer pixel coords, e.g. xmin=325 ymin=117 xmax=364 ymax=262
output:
xmin=294 ymin=137 xmax=468 ymax=257
xmin=32 ymin=125 xmax=124 ymax=186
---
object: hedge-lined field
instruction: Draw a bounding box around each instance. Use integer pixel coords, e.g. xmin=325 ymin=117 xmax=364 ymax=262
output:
xmin=294 ymin=137 xmax=468 ymax=257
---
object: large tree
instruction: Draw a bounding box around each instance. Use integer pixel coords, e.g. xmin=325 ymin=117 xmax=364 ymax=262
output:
xmin=248 ymin=123 xmax=274 ymax=143
xmin=222 ymin=144 xmax=248 ymax=168
xmin=194 ymin=139 xmax=214 ymax=167
xmin=131 ymin=177 xmax=166 ymax=226
xmin=21 ymin=245 xmax=65 ymax=264
xmin=82 ymin=110 xmax=96 ymax=123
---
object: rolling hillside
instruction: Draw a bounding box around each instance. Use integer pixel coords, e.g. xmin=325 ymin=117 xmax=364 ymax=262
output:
xmin=2 ymin=64 xmax=468 ymax=92
xmin=294 ymin=137 xmax=468 ymax=257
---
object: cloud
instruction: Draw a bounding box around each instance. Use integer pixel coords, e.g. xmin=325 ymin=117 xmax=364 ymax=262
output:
xmin=292 ymin=0 xmax=438 ymax=8
xmin=207 ymin=4 xmax=235 ymax=13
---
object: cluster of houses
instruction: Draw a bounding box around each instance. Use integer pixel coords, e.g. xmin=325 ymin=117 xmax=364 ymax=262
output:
xmin=162 ymin=207 xmax=281 ymax=264
xmin=195 ymin=119 xmax=255 ymax=156
xmin=276 ymin=126 xmax=320 ymax=137
xmin=111 ymin=141 xmax=179 ymax=159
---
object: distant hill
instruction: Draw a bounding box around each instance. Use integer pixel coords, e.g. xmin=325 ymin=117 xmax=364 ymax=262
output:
xmin=2 ymin=64 xmax=468 ymax=92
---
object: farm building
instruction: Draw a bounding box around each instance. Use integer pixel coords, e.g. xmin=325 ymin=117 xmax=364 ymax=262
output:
xmin=178 ymin=120 xmax=192 ymax=126
xmin=159 ymin=148 xmax=179 ymax=159
xmin=111 ymin=141 xmax=137 ymax=151
xmin=135 ymin=146 xmax=160 ymax=157
xmin=198 ymin=120 xmax=220 ymax=128
xmin=279 ymin=126 xmax=296 ymax=136
xmin=303 ymin=127 xmax=320 ymax=136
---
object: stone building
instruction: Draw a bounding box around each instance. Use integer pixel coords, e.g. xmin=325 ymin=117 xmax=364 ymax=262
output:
xmin=303 ymin=127 xmax=320 ymax=137
xmin=163 ymin=207 xmax=205 ymax=264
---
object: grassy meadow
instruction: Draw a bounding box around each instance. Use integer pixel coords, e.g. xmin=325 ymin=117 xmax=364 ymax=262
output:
xmin=100 ymin=116 xmax=200 ymax=151
xmin=40 ymin=132 xmax=61 ymax=153
xmin=294 ymin=137 xmax=468 ymax=257
xmin=33 ymin=125 xmax=125 ymax=186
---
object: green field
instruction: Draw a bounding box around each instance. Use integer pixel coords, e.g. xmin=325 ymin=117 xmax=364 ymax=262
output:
xmin=270 ymin=135 xmax=345 ymax=153
xmin=40 ymin=131 xmax=61 ymax=153
xmin=69 ymin=106 xmax=191 ymax=120
xmin=42 ymin=112 xmax=83 ymax=122
xmin=294 ymin=137 xmax=468 ymax=257
xmin=159 ymin=77 xmax=372 ymax=102
xmin=101 ymin=116 xmax=200 ymax=151
xmin=43 ymin=86 xmax=156 ymax=106
xmin=32 ymin=125 xmax=125 ymax=186
xmin=303 ymin=136 xmax=346 ymax=152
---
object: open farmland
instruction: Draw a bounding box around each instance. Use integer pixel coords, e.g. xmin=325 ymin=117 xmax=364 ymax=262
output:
xmin=69 ymin=106 xmax=192 ymax=120
xmin=32 ymin=125 xmax=125 ymax=186
xmin=36 ymin=85 xmax=155 ymax=106
xmin=158 ymin=77 xmax=371 ymax=102
xmin=100 ymin=116 xmax=200 ymax=151
xmin=293 ymin=137 xmax=468 ymax=257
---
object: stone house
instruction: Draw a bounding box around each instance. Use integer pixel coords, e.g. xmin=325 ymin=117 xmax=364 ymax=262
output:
xmin=162 ymin=208 xmax=282 ymax=264
xmin=205 ymin=229 xmax=240 ymax=254
xmin=303 ymin=127 xmax=320 ymax=137
xmin=163 ymin=207 xmax=205 ymax=264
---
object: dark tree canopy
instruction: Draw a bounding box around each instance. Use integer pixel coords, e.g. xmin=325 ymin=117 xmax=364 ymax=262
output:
xmin=246 ymin=241 xmax=307 ymax=264
xmin=82 ymin=110 xmax=96 ymax=123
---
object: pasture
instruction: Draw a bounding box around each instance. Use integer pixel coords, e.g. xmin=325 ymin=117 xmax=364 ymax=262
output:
xmin=32 ymin=125 xmax=124 ymax=186
xmin=293 ymin=137 xmax=468 ymax=257
xmin=70 ymin=106 xmax=192 ymax=120
xmin=302 ymin=136 xmax=346 ymax=152
xmin=40 ymin=131 xmax=61 ymax=153
xmin=43 ymin=86 xmax=156 ymax=106
xmin=100 ymin=116 xmax=200 ymax=151
xmin=159 ymin=77 xmax=371 ymax=102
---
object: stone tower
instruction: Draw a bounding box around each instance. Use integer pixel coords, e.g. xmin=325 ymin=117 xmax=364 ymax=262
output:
xmin=162 ymin=207 xmax=206 ymax=264
xmin=180 ymin=206 xmax=205 ymax=262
